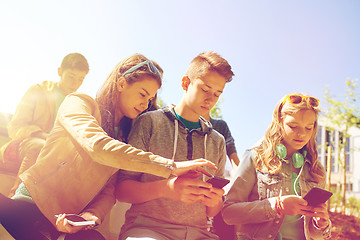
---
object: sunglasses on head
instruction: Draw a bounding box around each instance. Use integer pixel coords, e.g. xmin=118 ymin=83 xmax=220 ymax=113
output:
xmin=282 ymin=94 xmax=319 ymax=108
xmin=120 ymin=60 xmax=161 ymax=78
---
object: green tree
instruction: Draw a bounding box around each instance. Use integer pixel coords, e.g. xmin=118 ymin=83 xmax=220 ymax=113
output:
xmin=209 ymin=98 xmax=223 ymax=119
xmin=156 ymin=97 xmax=165 ymax=108
xmin=322 ymin=78 xmax=360 ymax=214
xmin=347 ymin=196 xmax=360 ymax=217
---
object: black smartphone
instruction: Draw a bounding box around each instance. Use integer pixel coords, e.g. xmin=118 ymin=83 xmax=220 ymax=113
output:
xmin=206 ymin=176 xmax=230 ymax=189
xmin=303 ymin=187 xmax=333 ymax=206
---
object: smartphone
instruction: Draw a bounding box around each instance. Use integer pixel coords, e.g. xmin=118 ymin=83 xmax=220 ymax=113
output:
xmin=206 ymin=176 xmax=230 ymax=189
xmin=303 ymin=187 xmax=333 ymax=206
xmin=55 ymin=214 xmax=96 ymax=227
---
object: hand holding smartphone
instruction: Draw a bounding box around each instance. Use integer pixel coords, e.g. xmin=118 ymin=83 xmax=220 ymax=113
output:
xmin=303 ymin=187 xmax=333 ymax=206
xmin=55 ymin=214 xmax=96 ymax=227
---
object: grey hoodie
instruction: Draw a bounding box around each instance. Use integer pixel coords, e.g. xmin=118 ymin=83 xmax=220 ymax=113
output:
xmin=118 ymin=105 xmax=226 ymax=231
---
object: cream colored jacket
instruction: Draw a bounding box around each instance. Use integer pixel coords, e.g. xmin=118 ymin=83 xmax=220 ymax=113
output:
xmin=1 ymin=81 xmax=59 ymax=162
xmin=21 ymin=93 xmax=174 ymax=226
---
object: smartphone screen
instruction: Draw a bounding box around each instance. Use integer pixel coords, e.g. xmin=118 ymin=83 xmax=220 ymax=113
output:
xmin=206 ymin=176 xmax=230 ymax=189
xmin=303 ymin=187 xmax=333 ymax=206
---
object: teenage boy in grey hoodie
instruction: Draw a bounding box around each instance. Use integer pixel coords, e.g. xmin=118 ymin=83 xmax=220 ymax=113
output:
xmin=116 ymin=51 xmax=234 ymax=240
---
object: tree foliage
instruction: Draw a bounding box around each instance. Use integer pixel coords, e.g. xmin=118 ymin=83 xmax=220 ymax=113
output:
xmin=322 ymin=78 xmax=360 ymax=214
xmin=209 ymin=98 xmax=223 ymax=119
xmin=323 ymin=79 xmax=360 ymax=127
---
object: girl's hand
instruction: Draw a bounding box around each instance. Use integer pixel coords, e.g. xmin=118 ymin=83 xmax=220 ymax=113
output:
xmin=311 ymin=203 xmax=330 ymax=228
xmin=55 ymin=213 xmax=84 ymax=234
xmin=279 ymin=195 xmax=316 ymax=216
xmin=55 ymin=212 xmax=100 ymax=233
xmin=79 ymin=212 xmax=101 ymax=230
xmin=172 ymin=159 xmax=217 ymax=177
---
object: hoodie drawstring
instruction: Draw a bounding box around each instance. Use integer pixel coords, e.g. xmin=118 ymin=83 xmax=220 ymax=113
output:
xmin=203 ymin=133 xmax=208 ymax=160
xmin=172 ymin=120 xmax=179 ymax=160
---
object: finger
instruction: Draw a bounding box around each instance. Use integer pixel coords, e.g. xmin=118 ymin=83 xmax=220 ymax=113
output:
xmin=301 ymin=205 xmax=315 ymax=212
xmin=180 ymin=171 xmax=202 ymax=179
xmin=63 ymin=218 xmax=74 ymax=233
xmin=199 ymin=160 xmax=217 ymax=170
xmin=203 ymin=190 xmax=220 ymax=199
xmin=55 ymin=213 xmax=64 ymax=224
xmin=195 ymin=167 xmax=213 ymax=177
xmin=297 ymin=198 xmax=309 ymax=206
xmin=210 ymin=188 xmax=225 ymax=196
xmin=182 ymin=178 xmax=212 ymax=189
xmin=313 ymin=211 xmax=329 ymax=220
xmin=183 ymin=193 xmax=205 ymax=203
xmin=187 ymin=185 xmax=212 ymax=195
xmin=314 ymin=204 xmax=328 ymax=212
xmin=312 ymin=206 xmax=326 ymax=214
xmin=56 ymin=214 xmax=66 ymax=231
xmin=300 ymin=210 xmax=317 ymax=217
xmin=188 ymin=159 xmax=217 ymax=170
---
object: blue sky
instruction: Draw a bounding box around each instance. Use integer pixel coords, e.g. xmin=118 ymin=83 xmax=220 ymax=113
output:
xmin=0 ymin=0 xmax=359 ymax=158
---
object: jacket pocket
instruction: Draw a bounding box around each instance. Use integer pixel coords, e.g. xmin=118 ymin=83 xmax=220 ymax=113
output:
xmin=257 ymin=171 xmax=282 ymax=199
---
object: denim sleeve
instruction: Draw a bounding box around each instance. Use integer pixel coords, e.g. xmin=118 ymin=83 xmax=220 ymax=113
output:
xmin=222 ymin=149 xmax=277 ymax=225
xmin=304 ymin=176 xmax=332 ymax=239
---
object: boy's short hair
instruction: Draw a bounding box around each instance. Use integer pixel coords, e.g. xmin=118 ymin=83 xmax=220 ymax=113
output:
xmin=186 ymin=51 xmax=234 ymax=82
xmin=60 ymin=53 xmax=89 ymax=73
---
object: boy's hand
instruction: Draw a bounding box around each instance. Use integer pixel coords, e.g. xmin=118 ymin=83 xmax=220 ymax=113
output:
xmin=172 ymin=159 xmax=216 ymax=177
xmin=165 ymin=174 xmax=212 ymax=204
xmin=200 ymin=187 xmax=224 ymax=208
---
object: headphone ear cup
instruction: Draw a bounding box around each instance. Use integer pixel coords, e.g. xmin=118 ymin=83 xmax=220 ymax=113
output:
xmin=276 ymin=143 xmax=287 ymax=159
xmin=292 ymin=152 xmax=304 ymax=168
xmin=302 ymin=149 xmax=307 ymax=159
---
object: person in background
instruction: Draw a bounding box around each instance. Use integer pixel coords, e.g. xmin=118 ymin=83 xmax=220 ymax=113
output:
xmin=0 ymin=54 xmax=215 ymax=240
xmin=202 ymin=113 xmax=239 ymax=240
xmin=1 ymin=53 xmax=89 ymax=197
xmin=203 ymin=113 xmax=239 ymax=168
xmin=222 ymin=93 xmax=331 ymax=240
xmin=116 ymin=51 xmax=234 ymax=240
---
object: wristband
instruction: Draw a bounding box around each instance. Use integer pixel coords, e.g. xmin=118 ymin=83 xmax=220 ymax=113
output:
xmin=312 ymin=217 xmax=331 ymax=230
xmin=165 ymin=162 xmax=176 ymax=174
xmin=275 ymin=196 xmax=284 ymax=217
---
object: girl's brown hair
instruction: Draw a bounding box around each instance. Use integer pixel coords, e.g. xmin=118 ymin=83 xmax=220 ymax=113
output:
xmin=253 ymin=93 xmax=325 ymax=183
xmin=95 ymin=54 xmax=163 ymax=140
